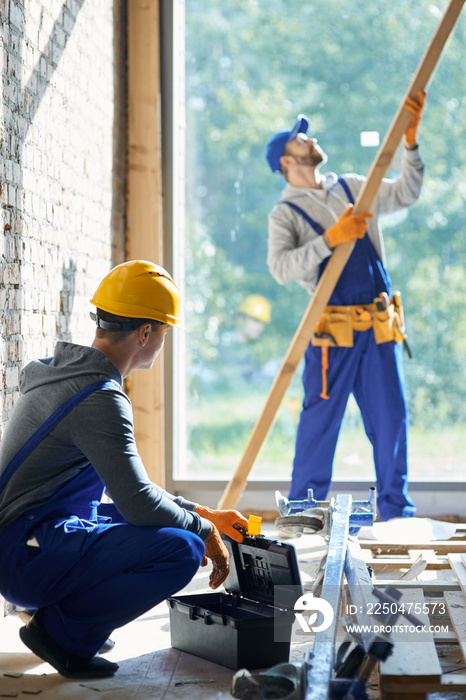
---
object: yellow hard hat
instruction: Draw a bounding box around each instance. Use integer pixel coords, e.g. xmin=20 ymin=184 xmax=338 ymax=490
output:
xmin=237 ymin=294 xmax=272 ymax=324
xmin=90 ymin=260 xmax=181 ymax=326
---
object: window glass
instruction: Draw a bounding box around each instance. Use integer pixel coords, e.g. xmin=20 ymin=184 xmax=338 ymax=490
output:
xmin=175 ymin=0 xmax=466 ymax=483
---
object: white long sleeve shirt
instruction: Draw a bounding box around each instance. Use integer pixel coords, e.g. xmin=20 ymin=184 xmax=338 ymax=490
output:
xmin=267 ymin=147 xmax=424 ymax=295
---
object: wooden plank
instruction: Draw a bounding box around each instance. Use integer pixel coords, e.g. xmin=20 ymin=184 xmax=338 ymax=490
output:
xmin=409 ymin=549 xmax=442 ymax=564
xmin=448 ymin=553 xmax=466 ymax=595
xmin=381 ymin=675 xmax=466 ymax=695
xmin=360 ymin=541 xmax=466 ymax=554
xmin=217 ymin=0 xmax=466 ymax=510
xmin=373 ymin=580 xmax=460 ymax=593
xmin=379 ymin=589 xmax=442 ymax=698
xmin=366 ymin=557 xmax=447 ymax=571
xmin=355 ymin=0 xmax=466 ymax=215
xmin=433 ymin=629 xmax=457 ymax=643
xmin=127 ymin=0 xmax=165 ymax=487
xmin=445 ymin=591 xmax=466 ymax=662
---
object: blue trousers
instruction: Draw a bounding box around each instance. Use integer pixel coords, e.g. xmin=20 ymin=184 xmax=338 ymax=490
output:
xmin=0 ymin=511 xmax=204 ymax=658
xmin=289 ymin=330 xmax=416 ymax=521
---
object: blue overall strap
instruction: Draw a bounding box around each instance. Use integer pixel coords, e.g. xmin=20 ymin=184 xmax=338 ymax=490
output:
xmin=279 ymin=201 xmax=326 ymax=236
xmin=337 ymin=177 xmax=354 ymax=205
xmin=0 ymin=380 xmax=116 ymax=492
xmin=280 ymin=181 xmax=353 ymax=234
xmin=319 ymin=176 xmax=391 ymax=303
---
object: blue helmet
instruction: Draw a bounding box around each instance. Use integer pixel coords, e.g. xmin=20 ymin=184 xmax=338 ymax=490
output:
xmin=265 ymin=114 xmax=310 ymax=173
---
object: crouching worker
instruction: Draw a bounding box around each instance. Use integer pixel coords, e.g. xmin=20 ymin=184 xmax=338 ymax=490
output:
xmin=0 ymin=260 xmax=248 ymax=679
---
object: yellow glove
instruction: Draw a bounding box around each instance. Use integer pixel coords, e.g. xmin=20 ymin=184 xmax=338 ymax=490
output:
xmin=325 ymin=206 xmax=372 ymax=248
xmin=404 ymin=90 xmax=426 ymax=147
xmin=201 ymin=525 xmax=230 ymax=589
xmin=195 ymin=504 xmax=248 ymax=542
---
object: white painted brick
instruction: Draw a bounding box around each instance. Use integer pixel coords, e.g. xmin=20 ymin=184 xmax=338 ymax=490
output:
xmin=4 ymin=262 xmax=20 ymax=285
xmin=9 ymin=3 xmax=25 ymax=32
xmin=5 ymin=367 xmax=19 ymax=389
xmin=5 ymin=159 xmax=13 ymax=181
xmin=1 ymin=0 xmax=125 ymax=430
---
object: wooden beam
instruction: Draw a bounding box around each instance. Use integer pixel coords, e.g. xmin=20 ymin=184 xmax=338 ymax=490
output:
xmin=126 ymin=0 xmax=165 ymax=486
xmin=218 ymin=0 xmax=466 ymax=510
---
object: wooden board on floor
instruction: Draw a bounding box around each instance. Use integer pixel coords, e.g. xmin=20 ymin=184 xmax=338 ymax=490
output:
xmin=448 ymin=553 xmax=466 ymax=595
xmin=360 ymin=541 xmax=466 ymax=554
xmin=379 ymin=588 xmax=442 ymax=698
xmin=364 ymin=551 xmax=449 ymax=570
xmin=444 ymin=590 xmax=466 ymax=663
xmin=373 ymin=580 xmax=460 ymax=592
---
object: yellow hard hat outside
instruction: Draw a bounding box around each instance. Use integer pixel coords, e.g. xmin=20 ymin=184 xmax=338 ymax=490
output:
xmin=237 ymin=294 xmax=272 ymax=324
xmin=90 ymin=260 xmax=181 ymax=326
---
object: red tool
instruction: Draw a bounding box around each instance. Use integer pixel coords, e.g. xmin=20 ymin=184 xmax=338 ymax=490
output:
xmin=314 ymin=332 xmax=337 ymax=400
xmin=374 ymin=292 xmax=390 ymax=311
xmin=320 ymin=346 xmax=330 ymax=400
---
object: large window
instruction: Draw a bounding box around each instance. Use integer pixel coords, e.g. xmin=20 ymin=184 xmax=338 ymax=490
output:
xmin=169 ymin=0 xmax=466 ymax=494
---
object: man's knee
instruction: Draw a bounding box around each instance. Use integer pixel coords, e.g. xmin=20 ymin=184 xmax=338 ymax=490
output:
xmin=172 ymin=529 xmax=205 ymax=568
xmin=159 ymin=529 xmax=205 ymax=589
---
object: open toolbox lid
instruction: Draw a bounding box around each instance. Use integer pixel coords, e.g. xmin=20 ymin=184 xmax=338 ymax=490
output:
xmin=222 ymin=535 xmax=303 ymax=611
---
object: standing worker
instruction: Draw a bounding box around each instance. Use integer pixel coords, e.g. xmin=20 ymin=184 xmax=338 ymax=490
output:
xmin=0 ymin=260 xmax=248 ymax=679
xmin=265 ymin=93 xmax=425 ymax=521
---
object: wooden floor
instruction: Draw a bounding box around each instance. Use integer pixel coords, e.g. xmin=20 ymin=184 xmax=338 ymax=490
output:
xmin=1 ymin=522 xmax=465 ymax=699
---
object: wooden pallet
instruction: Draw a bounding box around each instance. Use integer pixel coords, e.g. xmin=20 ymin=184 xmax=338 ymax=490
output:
xmin=356 ymin=529 xmax=466 ymax=698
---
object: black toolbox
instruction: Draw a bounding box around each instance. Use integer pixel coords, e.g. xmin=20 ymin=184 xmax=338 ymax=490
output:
xmin=167 ymin=534 xmax=303 ymax=670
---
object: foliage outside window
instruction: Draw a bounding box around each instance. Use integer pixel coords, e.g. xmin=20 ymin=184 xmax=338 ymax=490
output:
xmin=176 ymin=0 xmax=466 ymax=482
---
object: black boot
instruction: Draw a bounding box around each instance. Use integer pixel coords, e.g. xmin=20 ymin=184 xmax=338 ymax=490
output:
xmin=19 ymin=609 xmax=119 ymax=679
xmin=18 ymin=608 xmax=115 ymax=654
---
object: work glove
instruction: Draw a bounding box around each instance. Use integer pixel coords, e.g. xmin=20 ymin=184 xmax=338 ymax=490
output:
xmin=325 ymin=206 xmax=372 ymax=248
xmin=404 ymin=90 xmax=426 ymax=147
xmin=195 ymin=504 xmax=248 ymax=542
xmin=201 ymin=524 xmax=230 ymax=589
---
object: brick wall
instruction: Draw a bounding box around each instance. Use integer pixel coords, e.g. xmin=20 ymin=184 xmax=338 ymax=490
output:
xmin=0 ymin=0 xmax=127 ymax=614
xmin=0 ymin=0 xmax=126 ymax=431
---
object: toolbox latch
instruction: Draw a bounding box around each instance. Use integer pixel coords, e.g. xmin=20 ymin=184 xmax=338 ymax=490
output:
xmin=203 ymin=610 xmax=213 ymax=625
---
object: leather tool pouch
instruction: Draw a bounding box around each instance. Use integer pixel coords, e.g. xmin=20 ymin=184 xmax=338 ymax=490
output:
xmin=372 ymin=304 xmax=405 ymax=345
xmin=312 ymin=302 xmax=407 ymax=348
xmin=312 ymin=310 xmax=353 ymax=348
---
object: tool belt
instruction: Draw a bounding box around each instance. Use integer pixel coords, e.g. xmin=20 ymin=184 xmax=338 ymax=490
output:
xmin=311 ymin=299 xmax=408 ymax=400
xmin=311 ymin=300 xmax=407 ymax=348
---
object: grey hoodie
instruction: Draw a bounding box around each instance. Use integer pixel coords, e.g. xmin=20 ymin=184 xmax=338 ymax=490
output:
xmin=0 ymin=341 xmax=211 ymax=541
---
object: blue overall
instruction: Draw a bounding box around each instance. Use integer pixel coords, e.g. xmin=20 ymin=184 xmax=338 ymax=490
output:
xmin=0 ymin=382 xmax=204 ymax=659
xmin=283 ymin=179 xmax=416 ymax=520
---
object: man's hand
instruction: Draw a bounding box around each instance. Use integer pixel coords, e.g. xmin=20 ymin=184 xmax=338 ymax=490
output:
xmin=404 ymin=90 xmax=426 ymax=148
xmin=324 ymin=206 xmax=372 ymax=249
xmin=201 ymin=525 xmax=230 ymax=589
xmin=195 ymin=505 xmax=248 ymax=542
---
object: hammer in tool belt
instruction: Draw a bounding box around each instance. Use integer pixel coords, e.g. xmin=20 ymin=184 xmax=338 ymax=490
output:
xmin=314 ymin=332 xmax=337 ymax=400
